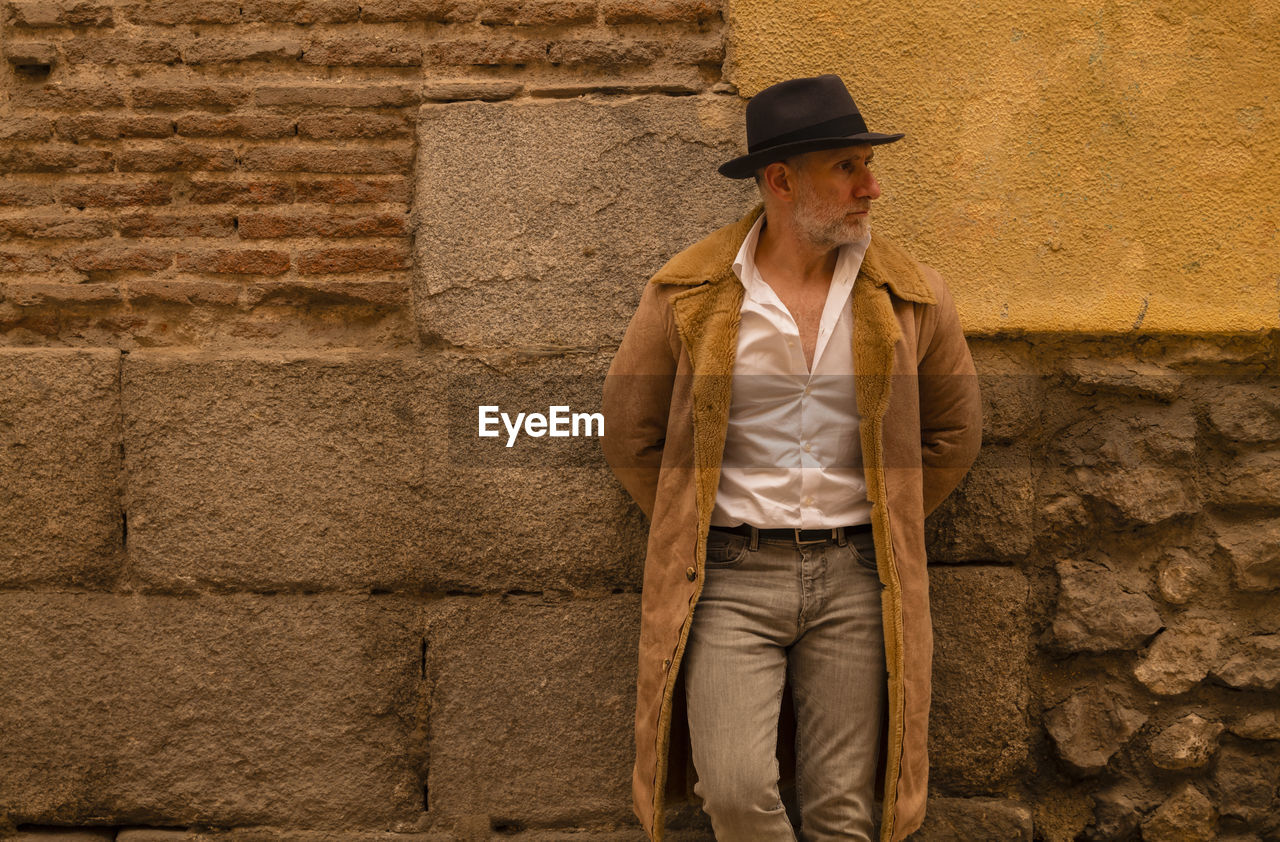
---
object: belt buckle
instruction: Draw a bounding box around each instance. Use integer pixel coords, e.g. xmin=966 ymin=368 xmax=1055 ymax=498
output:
xmin=793 ymin=527 xmax=831 ymax=546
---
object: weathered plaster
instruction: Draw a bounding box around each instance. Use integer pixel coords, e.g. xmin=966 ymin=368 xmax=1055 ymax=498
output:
xmin=726 ymin=0 xmax=1279 ymax=333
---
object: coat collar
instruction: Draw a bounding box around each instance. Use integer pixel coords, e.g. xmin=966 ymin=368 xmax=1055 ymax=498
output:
xmin=650 ymin=202 xmax=937 ymax=306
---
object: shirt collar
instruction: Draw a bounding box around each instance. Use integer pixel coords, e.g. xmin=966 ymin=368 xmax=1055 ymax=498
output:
xmin=731 ymin=211 xmax=872 ymax=304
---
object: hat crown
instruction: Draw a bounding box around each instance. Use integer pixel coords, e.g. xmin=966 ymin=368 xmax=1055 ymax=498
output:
xmin=745 ymin=74 xmax=867 ymax=153
xmin=717 ymin=73 xmax=903 ymax=178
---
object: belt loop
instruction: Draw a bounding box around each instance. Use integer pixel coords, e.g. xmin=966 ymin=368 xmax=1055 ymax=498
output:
xmin=835 ymin=526 xmax=847 ymax=546
xmin=749 ymin=525 xmax=760 ymax=552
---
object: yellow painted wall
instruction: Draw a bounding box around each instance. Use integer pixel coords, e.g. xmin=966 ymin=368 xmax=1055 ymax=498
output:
xmin=726 ymin=0 xmax=1279 ymax=333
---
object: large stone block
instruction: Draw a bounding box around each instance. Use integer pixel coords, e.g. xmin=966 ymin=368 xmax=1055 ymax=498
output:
xmin=0 ymin=348 xmax=122 ymax=587
xmin=927 ymin=566 xmax=1030 ymax=792
xmin=123 ymin=351 xmax=643 ymax=594
xmin=123 ymin=351 xmax=444 ymax=592
xmin=0 ymin=593 xmax=424 ymax=829
xmin=910 ymin=797 xmax=1033 ymax=841
xmin=413 ymin=95 xmax=758 ymax=350
xmin=926 ymin=444 xmax=1033 ymax=562
xmin=423 ymin=352 xmax=648 ymax=593
xmin=422 ymin=594 xmax=639 ymax=827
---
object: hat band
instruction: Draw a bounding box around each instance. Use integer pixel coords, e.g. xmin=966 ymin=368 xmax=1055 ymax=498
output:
xmin=748 ymin=112 xmax=869 ymax=154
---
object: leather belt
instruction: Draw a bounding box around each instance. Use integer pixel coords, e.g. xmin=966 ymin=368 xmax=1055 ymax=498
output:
xmin=709 ymin=522 xmax=872 ymax=548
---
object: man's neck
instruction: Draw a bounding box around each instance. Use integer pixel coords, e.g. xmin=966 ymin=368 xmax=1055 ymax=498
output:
xmin=753 ymin=213 xmax=841 ymax=289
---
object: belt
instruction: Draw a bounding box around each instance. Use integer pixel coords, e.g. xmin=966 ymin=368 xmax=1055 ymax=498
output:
xmin=709 ymin=522 xmax=872 ymax=548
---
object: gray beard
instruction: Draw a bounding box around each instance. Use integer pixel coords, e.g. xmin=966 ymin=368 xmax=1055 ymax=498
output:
xmin=792 ymin=180 xmax=872 ymax=249
xmin=795 ymin=209 xmax=871 ymax=250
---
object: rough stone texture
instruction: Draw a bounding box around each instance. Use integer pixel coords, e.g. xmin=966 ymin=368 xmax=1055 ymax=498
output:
xmin=120 ymin=351 xmax=643 ymax=594
xmin=421 ymin=353 xmax=648 ymax=593
xmin=1044 ymin=685 xmax=1147 ymax=774
xmin=968 ymin=341 xmax=1041 ymax=443
xmin=422 ymin=595 xmax=638 ymax=827
xmin=1134 ymin=619 xmax=1227 ymax=696
xmin=1157 ymin=548 xmax=1212 ymax=604
xmin=1050 ymin=558 xmax=1163 ymax=652
xmin=1082 ymin=790 xmax=1141 ymax=842
xmin=8 ymin=831 xmax=116 ymax=841
xmin=1148 ymin=713 xmax=1224 ymax=770
xmin=1230 ymin=710 xmax=1280 ymax=741
xmin=114 ymin=831 xmax=450 ymax=842
xmin=910 ymin=797 xmax=1033 ymax=841
xmin=1209 ymin=745 xmax=1280 ymax=825
xmin=0 ymin=348 xmax=122 ymax=587
xmin=1210 ymin=450 xmax=1280 ymax=508
xmin=925 ymin=444 xmax=1033 ymax=562
xmin=1079 ymin=464 xmax=1197 ymax=526
xmin=1053 ymin=402 xmax=1198 ymax=526
xmin=122 ymin=351 xmax=443 ymax=592
xmin=1141 ymin=783 xmax=1217 ymax=842
xmin=1205 ymin=381 xmax=1280 ymax=444
xmin=0 ymin=593 xmax=424 ymax=829
xmin=927 ymin=566 xmax=1030 ymax=791
xmin=1061 ymin=359 xmax=1181 ymax=402
xmin=1213 ymin=634 xmax=1280 ymax=691
xmin=1212 ymin=517 xmax=1280 ymax=592
xmin=413 ymin=96 xmax=757 ymax=350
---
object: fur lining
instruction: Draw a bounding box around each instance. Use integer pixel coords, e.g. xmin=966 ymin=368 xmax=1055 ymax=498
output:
xmin=651 ymin=201 xmax=937 ymax=308
xmin=852 ymin=273 xmax=908 ymax=841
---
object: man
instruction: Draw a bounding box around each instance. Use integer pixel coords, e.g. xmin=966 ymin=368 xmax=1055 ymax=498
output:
xmin=602 ymin=75 xmax=982 ymax=841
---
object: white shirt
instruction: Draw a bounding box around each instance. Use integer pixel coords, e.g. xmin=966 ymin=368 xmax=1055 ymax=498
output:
xmin=710 ymin=211 xmax=873 ymax=529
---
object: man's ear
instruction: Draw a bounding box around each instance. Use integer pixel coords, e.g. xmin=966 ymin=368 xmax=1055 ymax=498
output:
xmin=761 ymin=160 xmax=796 ymax=203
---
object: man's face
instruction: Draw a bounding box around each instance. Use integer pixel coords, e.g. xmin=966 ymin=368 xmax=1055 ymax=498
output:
xmin=788 ymin=144 xmax=881 ymax=248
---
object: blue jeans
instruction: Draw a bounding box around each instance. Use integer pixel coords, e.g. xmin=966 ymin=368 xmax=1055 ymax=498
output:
xmin=683 ymin=528 xmax=887 ymax=841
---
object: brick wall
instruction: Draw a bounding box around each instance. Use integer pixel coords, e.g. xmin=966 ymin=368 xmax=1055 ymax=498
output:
xmin=0 ymin=0 xmax=724 ymax=348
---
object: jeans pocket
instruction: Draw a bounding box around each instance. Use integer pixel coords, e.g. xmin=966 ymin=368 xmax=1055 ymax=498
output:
xmin=847 ymin=534 xmax=879 ymax=572
xmin=704 ymin=530 xmax=749 ymax=569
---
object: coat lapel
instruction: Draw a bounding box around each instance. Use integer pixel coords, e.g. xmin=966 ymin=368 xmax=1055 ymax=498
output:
xmin=651 ymin=203 xmax=937 ymax=534
xmin=656 ymin=205 xmax=761 ymax=536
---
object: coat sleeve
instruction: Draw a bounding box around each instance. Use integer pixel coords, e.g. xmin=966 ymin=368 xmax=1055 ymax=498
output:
xmin=914 ymin=266 xmax=983 ymax=518
xmin=601 ymin=281 xmax=679 ymax=521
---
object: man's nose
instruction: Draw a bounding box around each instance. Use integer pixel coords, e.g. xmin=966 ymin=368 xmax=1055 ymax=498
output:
xmin=857 ymin=170 xmax=881 ymax=200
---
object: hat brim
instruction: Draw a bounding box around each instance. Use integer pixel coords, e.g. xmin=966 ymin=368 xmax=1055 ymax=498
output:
xmin=718 ymin=132 xmax=905 ymax=179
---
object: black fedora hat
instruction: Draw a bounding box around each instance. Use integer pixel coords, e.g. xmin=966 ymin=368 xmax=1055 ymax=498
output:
xmin=719 ymin=74 xmax=904 ymax=179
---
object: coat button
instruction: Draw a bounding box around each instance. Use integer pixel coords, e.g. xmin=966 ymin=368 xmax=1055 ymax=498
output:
xmin=663 ymin=658 xmax=671 ymax=670
xmin=685 ymin=566 xmax=696 ymax=580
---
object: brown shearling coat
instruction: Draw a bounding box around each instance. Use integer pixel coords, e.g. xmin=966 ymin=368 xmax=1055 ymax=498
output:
xmin=602 ymin=202 xmax=982 ymax=841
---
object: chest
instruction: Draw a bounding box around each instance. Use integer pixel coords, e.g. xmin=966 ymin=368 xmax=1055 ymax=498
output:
xmin=772 ymin=285 xmax=827 ymax=365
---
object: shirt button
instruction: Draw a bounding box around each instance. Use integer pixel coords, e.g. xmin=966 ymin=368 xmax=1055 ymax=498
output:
xmin=802 ymin=442 xmax=812 ymax=452
xmin=804 ymin=496 xmax=814 ymax=506
xmin=685 ymin=566 xmax=696 ymax=580
xmin=803 ymin=386 xmax=812 ymax=396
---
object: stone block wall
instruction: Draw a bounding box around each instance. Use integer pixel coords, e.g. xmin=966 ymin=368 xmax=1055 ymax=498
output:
xmin=2 ymin=3 xmax=1278 ymax=842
